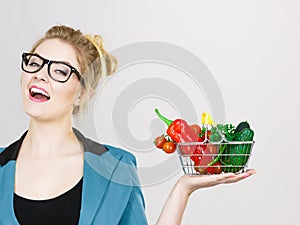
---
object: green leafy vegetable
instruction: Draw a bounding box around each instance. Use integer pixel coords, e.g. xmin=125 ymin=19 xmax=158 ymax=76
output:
xmin=210 ymin=124 xmax=236 ymax=142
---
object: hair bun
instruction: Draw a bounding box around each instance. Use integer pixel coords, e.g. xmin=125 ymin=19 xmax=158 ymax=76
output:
xmin=85 ymin=34 xmax=117 ymax=76
xmin=85 ymin=34 xmax=104 ymax=50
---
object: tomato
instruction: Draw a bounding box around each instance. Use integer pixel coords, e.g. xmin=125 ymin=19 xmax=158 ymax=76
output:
xmin=162 ymin=141 xmax=177 ymax=154
xmin=206 ymin=161 xmax=222 ymax=174
xmin=190 ymin=124 xmax=201 ymax=135
xmin=154 ymin=135 xmax=167 ymax=149
xmin=198 ymin=134 xmax=205 ymax=142
xmin=190 ymin=124 xmax=205 ymax=142
xmin=194 ymin=163 xmax=207 ymax=175
xmin=207 ymin=130 xmax=212 ymax=139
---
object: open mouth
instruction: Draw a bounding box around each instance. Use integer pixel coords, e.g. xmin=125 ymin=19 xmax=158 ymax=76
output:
xmin=29 ymin=86 xmax=51 ymax=102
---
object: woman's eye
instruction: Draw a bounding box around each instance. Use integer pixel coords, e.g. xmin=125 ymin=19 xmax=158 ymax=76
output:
xmin=28 ymin=62 xmax=40 ymax=67
xmin=54 ymin=69 xmax=68 ymax=76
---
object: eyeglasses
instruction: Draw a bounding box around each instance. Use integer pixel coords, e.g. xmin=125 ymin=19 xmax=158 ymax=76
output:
xmin=21 ymin=53 xmax=84 ymax=84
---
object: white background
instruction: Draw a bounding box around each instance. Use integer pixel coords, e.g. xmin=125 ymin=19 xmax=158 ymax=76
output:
xmin=0 ymin=0 xmax=299 ymax=224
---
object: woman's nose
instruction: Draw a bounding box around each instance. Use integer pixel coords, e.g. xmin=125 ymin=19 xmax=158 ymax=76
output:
xmin=33 ymin=64 xmax=49 ymax=82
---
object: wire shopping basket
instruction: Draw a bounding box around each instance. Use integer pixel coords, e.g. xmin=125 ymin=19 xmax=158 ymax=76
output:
xmin=177 ymin=141 xmax=254 ymax=175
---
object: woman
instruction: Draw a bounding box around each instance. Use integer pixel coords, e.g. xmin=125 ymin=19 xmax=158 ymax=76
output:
xmin=0 ymin=25 xmax=255 ymax=225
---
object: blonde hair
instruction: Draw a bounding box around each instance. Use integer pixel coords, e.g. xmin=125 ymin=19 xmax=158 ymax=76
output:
xmin=30 ymin=25 xmax=118 ymax=114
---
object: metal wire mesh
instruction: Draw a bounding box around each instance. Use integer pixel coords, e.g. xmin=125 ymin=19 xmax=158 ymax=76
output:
xmin=177 ymin=141 xmax=254 ymax=175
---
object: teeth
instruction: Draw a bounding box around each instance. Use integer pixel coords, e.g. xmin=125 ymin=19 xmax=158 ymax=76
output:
xmin=30 ymin=87 xmax=50 ymax=98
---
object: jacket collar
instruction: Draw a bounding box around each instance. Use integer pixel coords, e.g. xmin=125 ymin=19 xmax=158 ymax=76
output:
xmin=0 ymin=131 xmax=27 ymax=166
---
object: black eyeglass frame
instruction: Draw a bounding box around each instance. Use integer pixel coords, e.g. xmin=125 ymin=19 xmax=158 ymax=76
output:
xmin=21 ymin=53 xmax=84 ymax=85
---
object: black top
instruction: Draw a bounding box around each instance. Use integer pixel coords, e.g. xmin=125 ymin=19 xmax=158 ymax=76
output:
xmin=14 ymin=177 xmax=83 ymax=225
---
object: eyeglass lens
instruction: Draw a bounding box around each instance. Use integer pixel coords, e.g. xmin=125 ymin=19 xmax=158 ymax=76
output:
xmin=22 ymin=54 xmax=72 ymax=82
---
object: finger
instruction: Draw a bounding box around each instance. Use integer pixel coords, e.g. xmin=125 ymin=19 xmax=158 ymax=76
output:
xmin=245 ymin=169 xmax=256 ymax=175
xmin=222 ymin=170 xmax=256 ymax=183
xmin=199 ymin=173 xmax=238 ymax=186
xmin=183 ymin=173 xmax=231 ymax=188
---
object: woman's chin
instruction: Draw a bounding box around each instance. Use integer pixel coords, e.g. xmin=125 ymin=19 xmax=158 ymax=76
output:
xmin=24 ymin=107 xmax=72 ymax=124
xmin=24 ymin=110 xmax=51 ymax=122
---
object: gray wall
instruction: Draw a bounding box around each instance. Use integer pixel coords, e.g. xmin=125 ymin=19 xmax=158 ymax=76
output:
xmin=0 ymin=0 xmax=299 ymax=224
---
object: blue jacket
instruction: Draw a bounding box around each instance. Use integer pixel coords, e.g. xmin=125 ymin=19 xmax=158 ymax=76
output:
xmin=0 ymin=129 xmax=148 ymax=225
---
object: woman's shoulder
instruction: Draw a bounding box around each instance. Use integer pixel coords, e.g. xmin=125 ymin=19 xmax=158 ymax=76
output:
xmin=74 ymin=128 xmax=137 ymax=167
xmin=103 ymin=144 xmax=137 ymax=166
xmin=84 ymin=141 xmax=138 ymax=170
xmin=84 ymin=142 xmax=140 ymax=186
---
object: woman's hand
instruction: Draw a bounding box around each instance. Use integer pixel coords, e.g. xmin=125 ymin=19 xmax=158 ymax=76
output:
xmin=177 ymin=169 xmax=256 ymax=196
xmin=156 ymin=169 xmax=256 ymax=225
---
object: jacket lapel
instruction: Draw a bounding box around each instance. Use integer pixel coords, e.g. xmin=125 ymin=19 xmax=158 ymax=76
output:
xmin=0 ymin=162 xmax=19 ymax=224
xmin=73 ymin=128 xmax=125 ymax=225
xmin=78 ymin=151 xmax=122 ymax=225
xmin=0 ymin=132 xmax=28 ymax=225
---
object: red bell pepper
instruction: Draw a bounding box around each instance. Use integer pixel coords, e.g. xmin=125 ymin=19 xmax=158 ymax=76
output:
xmin=155 ymin=109 xmax=199 ymax=143
xmin=155 ymin=109 xmax=200 ymax=154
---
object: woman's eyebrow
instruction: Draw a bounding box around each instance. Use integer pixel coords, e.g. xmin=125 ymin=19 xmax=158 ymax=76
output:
xmin=33 ymin=52 xmax=74 ymax=66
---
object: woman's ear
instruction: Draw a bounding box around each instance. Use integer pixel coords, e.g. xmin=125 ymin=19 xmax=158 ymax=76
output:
xmin=74 ymin=86 xmax=94 ymax=107
xmin=74 ymin=84 xmax=84 ymax=107
xmin=74 ymin=92 xmax=82 ymax=107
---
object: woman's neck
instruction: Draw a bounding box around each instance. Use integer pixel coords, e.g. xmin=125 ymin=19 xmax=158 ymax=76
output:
xmin=23 ymin=118 xmax=79 ymax=157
